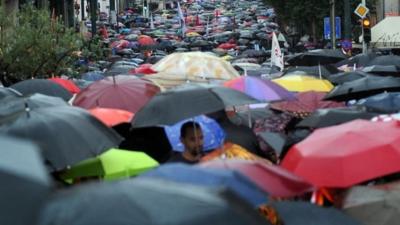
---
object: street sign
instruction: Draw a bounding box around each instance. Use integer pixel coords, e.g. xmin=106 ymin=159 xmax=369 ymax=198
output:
xmin=354 ymin=4 xmax=369 ymax=18
xmin=324 ymin=17 xmax=341 ymax=40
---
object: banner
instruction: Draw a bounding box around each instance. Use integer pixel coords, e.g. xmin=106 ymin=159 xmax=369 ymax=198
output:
xmin=271 ymin=32 xmax=284 ymax=71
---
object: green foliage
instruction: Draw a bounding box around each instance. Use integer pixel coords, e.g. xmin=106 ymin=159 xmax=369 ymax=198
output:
xmin=0 ymin=5 xmax=85 ymax=85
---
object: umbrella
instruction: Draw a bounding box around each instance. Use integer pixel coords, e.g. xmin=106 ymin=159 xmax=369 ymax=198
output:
xmin=201 ymin=142 xmax=266 ymax=162
xmin=283 ymin=65 xmax=339 ymax=79
xmin=240 ymin=49 xmax=268 ymax=58
xmin=296 ymin=107 xmax=378 ymax=128
xmin=131 ymin=84 xmax=260 ymax=128
xmin=88 ymin=107 xmax=134 ymax=127
xmin=258 ymin=131 xmax=287 ymax=155
xmin=362 ymin=65 xmax=400 ymax=76
xmin=0 ymin=135 xmax=51 ymax=225
xmin=150 ymin=51 xmax=240 ymax=81
xmin=138 ymin=35 xmax=155 ymax=46
xmin=366 ymin=55 xmax=400 ymax=67
xmin=131 ymin=63 xmax=157 ymax=75
xmin=356 ymin=92 xmax=400 ymax=113
xmin=200 ymin=160 xmax=314 ymax=197
xmin=287 ymin=49 xmax=347 ymax=66
xmin=0 ymin=87 xmax=22 ymax=100
xmin=327 ymin=71 xmax=371 ymax=85
xmin=48 ymin=77 xmax=81 ymax=94
xmin=265 ymin=201 xmax=363 ymax=225
xmin=164 ymin=115 xmax=225 ymax=152
xmin=73 ymin=75 xmax=161 ymax=114
xmin=0 ymin=106 xmax=122 ymax=171
xmin=270 ymin=91 xmax=345 ymax=118
xmin=10 ymin=79 xmax=72 ymax=101
xmin=324 ymin=75 xmax=400 ymax=101
xmin=272 ymin=75 xmax=334 ymax=92
xmin=140 ymin=163 xmax=268 ymax=207
xmin=224 ymin=76 xmax=295 ymax=102
xmin=61 ymin=148 xmax=159 ymax=181
xmin=342 ymin=184 xmax=400 ymax=225
xmin=104 ymin=65 xmax=137 ymax=76
xmin=335 ymin=53 xmax=377 ymax=67
xmin=39 ymin=178 xmax=269 ymax=225
xmin=281 ymin=119 xmax=400 ymax=187
xmin=81 ymin=71 xmax=105 ymax=81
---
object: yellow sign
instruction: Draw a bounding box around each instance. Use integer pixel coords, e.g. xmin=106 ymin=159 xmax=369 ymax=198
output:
xmin=354 ymin=4 xmax=369 ymax=18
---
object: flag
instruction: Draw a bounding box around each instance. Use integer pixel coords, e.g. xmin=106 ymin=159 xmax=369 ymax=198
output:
xmin=177 ymin=2 xmax=187 ymax=37
xmin=271 ymin=32 xmax=284 ymax=71
xmin=150 ymin=13 xmax=155 ymax=29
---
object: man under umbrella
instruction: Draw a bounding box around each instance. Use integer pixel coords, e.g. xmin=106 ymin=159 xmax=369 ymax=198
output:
xmin=168 ymin=121 xmax=204 ymax=164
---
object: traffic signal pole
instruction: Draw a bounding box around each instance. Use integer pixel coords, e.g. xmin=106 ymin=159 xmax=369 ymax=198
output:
xmin=330 ymin=0 xmax=336 ymax=49
xmin=362 ymin=0 xmax=367 ymax=54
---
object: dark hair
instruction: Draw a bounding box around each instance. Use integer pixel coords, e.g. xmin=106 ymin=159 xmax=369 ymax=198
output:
xmin=180 ymin=121 xmax=201 ymax=138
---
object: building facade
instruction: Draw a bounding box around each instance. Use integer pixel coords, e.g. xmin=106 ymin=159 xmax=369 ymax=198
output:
xmin=376 ymin=0 xmax=400 ymax=21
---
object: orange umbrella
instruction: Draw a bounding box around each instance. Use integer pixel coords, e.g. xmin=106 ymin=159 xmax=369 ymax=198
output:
xmin=48 ymin=77 xmax=80 ymax=94
xmin=201 ymin=142 xmax=270 ymax=162
xmin=89 ymin=107 xmax=134 ymax=127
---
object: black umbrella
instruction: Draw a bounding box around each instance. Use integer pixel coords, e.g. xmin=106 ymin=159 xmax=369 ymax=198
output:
xmin=287 ymin=49 xmax=347 ymax=66
xmin=0 ymin=135 xmax=51 ymax=225
xmin=0 ymin=87 xmax=22 ymax=100
xmin=0 ymin=106 xmax=122 ymax=171
xmin=362 ymin=65 xmax=400 ymax=76
xmin=269 ymin=201 xmax=363 ymax=225
xmin=240 ymin=49 xmax=268 ymax=58
xmin=284 ymin=65 xmax=339 ymax=79
xmin=132 ymin=84 xmax=260 ymax=128
xmin=335 ymin=53 xmax=377 ymax=67
xmin=366 ymin=55 xmax=400 ymax=67
xmin=258 ymin=131 xmax=287 ymax=155
xmin=356 ymin=92 xmax=400 ymax=113
xmin=39 ymin=178 xmax=270 ymax=225
xmin=10 ymin=79 xmax=72 ymax=101
xmin=296 ymin=107 xmax=378 ymax=129
xmin=324 ymin=76 xmax=400 ymax=101
xmin=327 ymin=71 xmax=371 ymax=85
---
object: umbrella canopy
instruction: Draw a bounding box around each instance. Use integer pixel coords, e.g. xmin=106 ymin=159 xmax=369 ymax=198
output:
xmin=10 ymin=79 xmax=72 ymax=101
xmin=356 ymin=92 xmax=400 ymax=113
xmin=362 ymin=65 xmax=400 ymax=76
xmin=131 ymin=84 xmax=260 ymax=128
xmin=284 ymin=65 xmax=339 ymax=79
xmin=201 ymin=142 xmax=266 ymax=162
xmin=88 ymin=107 xmax=134 ymax=127
xmin=296 ymin=107 xmax=378 ymax=128
xmin=270 ymin=91 xmax=344 ymax=118
xmin=140 ymin=163 xmax=268 ymax=207
xmin=0 ymin=135 xmax=51 ymax=225
xmin=39 ymin=178 xmax=270 ymax=225
xmin=335 ymin=53 xmax=377 ymax=67
xmin=266 ymin=201 xmax=363 ymax=225
xmin=138 ymin=35 xmax=156 ymax=46
xmin=224 ymin=76 xmax=295 ymax=102
xmin=0 ymin=106 xmax=122 ymax=171
xmin=164 ymin=115 xmax=225 ymax=152
xmin=272 ymin=75 xmax=334 ymax=92
xmin=48 ymin=77 xmax=81 ymax=94
xmin=366 ymin=55 xmax=400 ymax=67
xmin=81 ymin=71 xmax=105 ymax=81
xmin=324 ymin=75 xmax=400 ymax=101
xmin=327 ymin=71 xmax=371 ymax=85
xmin=200 ymin=160 xmax=314 ymax=197
xmin=287 ymin=49 xmax=347 ymax=66
xmin=0 ymin=87 xmax=22 ymax=100
xmin=342 ymin=184 xmax=400 ymax=225
xmin=151 ymin=51 xmax=240 ymax=80
xmin=281 ymin=119 xmax=400 ymax=187
xmin=61 ymin=148 xmax=159 ymax=181
xmin=73 ymin=75 xmax=161 ymax=114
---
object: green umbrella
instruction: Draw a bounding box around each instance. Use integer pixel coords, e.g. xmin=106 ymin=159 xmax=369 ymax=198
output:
xmin=61 ymin=149 xmax=159 ymax=181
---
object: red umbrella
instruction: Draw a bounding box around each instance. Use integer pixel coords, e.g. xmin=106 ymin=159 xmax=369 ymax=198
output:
xmin=218 ymin=43 xmax=237 ymax=50
xmin=281 ymin=119 xmax=400 ymax=188
xmin=48 ymin=77 xmax=80 ymax=94
xmin=200 ymin=159 xmax=314 ymax=197
xmin=270 ymin=91 xmax=344 ymax=118
xmin=73 ymin=75 xmax=161 ymax=114
xmin=89 ymin=107 xmax=134 ymax=127
xmin=138 ymin=35 xmax=155 ymax=46
xmin=131 ymin=64 xmax=157 ymax=75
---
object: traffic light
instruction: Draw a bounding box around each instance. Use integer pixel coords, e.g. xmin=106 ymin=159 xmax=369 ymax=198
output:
xmin=362 ymin=18 xmax=371 ymax=43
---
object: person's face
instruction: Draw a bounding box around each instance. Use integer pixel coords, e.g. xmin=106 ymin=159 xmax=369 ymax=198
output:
xmin=180 ymin=127 xmax=204 ymax=155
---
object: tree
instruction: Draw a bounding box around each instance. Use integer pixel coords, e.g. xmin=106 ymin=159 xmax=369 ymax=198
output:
xmin=0 ymin=5 xmax=84 ymax=85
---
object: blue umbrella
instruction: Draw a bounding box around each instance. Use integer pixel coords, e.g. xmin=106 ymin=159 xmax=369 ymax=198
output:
xmin=164 ymin=115 xmax=225 ymax=152
xmin=140 ymin=163 xmax=269 ymax=207
xmin=357 ymin=92 xmax=400 ymax=113
xmin=81 ymin=71 xmax=105 ymax=82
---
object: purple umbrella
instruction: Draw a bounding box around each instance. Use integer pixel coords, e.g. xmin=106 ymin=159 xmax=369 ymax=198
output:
xmin=224 ymin=76 xmax=295 ymax=102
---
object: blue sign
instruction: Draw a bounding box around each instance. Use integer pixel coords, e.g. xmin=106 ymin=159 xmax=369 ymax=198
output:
xmin=324 ymin=17 xmax=341 ymax=40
